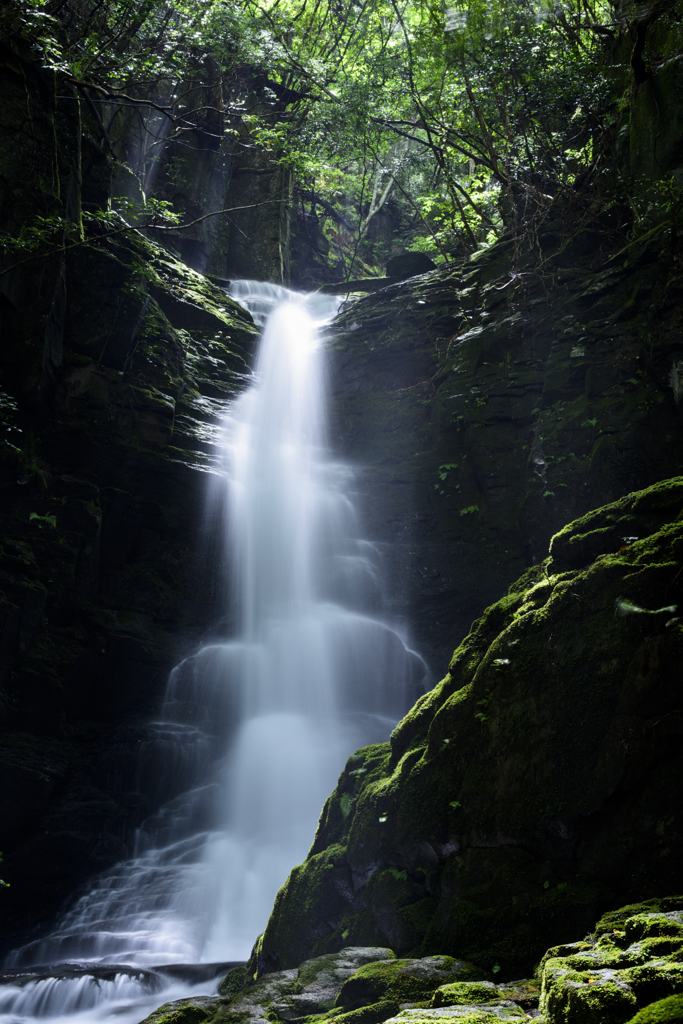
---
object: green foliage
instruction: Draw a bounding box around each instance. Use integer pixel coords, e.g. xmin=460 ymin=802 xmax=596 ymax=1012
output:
xmin=614 ymin=597 xmax=678 ymax=618
xmin=340 ymin=794 xmax=355 ymax=820
xmin=29 ymin=512 xmax=57 ymax=529
xmin=1 ymin=0 xmax=637 ymax=274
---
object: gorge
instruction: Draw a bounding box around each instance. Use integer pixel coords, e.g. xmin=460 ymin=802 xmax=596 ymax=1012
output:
xmin=1 ymin=1 xmax=682 ymax=1023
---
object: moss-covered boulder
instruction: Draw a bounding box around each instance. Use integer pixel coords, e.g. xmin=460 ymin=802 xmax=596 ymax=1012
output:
xmin=254 ymin=480 xmax=683 ymax=978
xmin=137 ymin=996 xmax=221 ymax=1024
xmin=539 ymin=900 xmax=683 ymax=1024
xmin=143 ymin=949 xmax=399 ymax=1024
xmin=430 ymin=984 xmax=501 ymax=1008
xmin=382 ymin=1009 xmax=525 ymax=1023
xmin=293 ymin=949 xmax=398 ymax=1014
xmin=626 ymin=995 xmax=683 ymax=1024
xmin=335 ymin=957 xmax=488 ymax=1009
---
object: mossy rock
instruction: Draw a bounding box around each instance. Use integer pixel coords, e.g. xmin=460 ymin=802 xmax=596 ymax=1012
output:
xmin=626 ymin=995 xmax=683 ymax=1024
xmin=430 ymin=983 xmax=500 ymax=1007
xmin=291 ymin=948 xmax=397 ymax=1014
xmin=138 ymin=996 xmax=221 ymax=1023
xmin=258 ymin=481 xmax=683 ymax=977
xmin=382 ymin=1008 xmax=525 ymax=1023
xmin=333 ymin=998 xmax=401 ymax=1024
xmin=539 ymin=898 xmax=683 ymax=1024
xmin=548 ymin=478 xmax=683 ymax=570
xmin=622 ymin=962 xmax=683 ymax=1005
xmin=595 ymin=903 xmax=673 ymax=937
xmin=336 ymin=957 xmax=488 ymax=1009
xmin=219 ymin=965 xmax=249 ymax=1000
xmin=624 ymin=914 xmax=683 ymax=944
xmin=541 ymin=965 xmax=638 ymax=1024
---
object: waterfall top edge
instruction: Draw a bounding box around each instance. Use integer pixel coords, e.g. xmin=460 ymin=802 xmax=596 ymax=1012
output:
xmin=227 ymin=279 xmax=341 ymax=327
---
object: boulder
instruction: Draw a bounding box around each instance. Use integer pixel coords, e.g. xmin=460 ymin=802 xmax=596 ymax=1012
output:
xmin=253 ymin=481 xmax=683 ymax=977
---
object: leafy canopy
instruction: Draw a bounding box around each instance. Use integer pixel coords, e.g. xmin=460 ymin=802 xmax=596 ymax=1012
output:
xmin=2 ymin=0 xmax=635 ymax=267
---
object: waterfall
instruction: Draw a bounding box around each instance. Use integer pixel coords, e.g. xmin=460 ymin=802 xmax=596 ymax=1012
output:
xmin=0 ymin=283 xmax=427 ymax=1024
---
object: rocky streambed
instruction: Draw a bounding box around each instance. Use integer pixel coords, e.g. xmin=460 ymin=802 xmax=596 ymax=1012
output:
xmin=138 ymin=897 xmax=683 ymax=1024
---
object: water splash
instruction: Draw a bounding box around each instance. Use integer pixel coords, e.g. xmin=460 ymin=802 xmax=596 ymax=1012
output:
xmin=1 ymin=282 xmax=427 ymax=1022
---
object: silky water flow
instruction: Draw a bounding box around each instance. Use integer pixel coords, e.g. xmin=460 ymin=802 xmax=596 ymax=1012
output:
xmin=0 ymin=282 xmax=428 ymax=1024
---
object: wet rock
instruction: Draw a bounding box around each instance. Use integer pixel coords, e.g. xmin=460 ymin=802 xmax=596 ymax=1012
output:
xmin=336 ymin=958 xmax=488 ymax=1009
xmin=385 ymin=254 xmax=438 ymax=280
xmin=255 ymin=483 xmax=683 ymax=977
xmin=383 ymin=1008 xmax=525 ymax=1022
xmin=138 ymin=995 xmax=221 ymax=1023
xmin=539 ymin=901 xmax=683 ymax=1024
xmin=294 ymin=947 xmax=398 ymax=1013
xmin=157 ymin=964 xmax=243 ymax=987
xmin=430 ymin=984 xmax=500 ymax=1008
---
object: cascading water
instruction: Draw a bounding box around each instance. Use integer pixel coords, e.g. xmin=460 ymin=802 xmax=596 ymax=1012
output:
xmin=0 ymin=283 xmax=427 ymax=1024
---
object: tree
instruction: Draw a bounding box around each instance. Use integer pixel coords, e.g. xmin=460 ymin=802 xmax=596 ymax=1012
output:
xmin=0 ymin=0 xmax=659 ymax=276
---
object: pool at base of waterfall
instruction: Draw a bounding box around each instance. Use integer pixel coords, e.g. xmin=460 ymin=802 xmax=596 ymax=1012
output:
xmin=0 ymin=961 xmax=240 ymax=1024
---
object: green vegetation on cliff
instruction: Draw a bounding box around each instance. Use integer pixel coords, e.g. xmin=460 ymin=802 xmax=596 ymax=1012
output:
xmin=253 ymin=479 xmax=683 ymax=978
xmin=3 ymin=0 xmax=683 ymax=279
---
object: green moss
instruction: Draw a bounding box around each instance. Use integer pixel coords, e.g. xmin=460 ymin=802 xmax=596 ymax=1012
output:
xmin=541 ymin=965 xmax=638 ymax=1024
xmin=219 ymin=966 xmax=249 ymax=1000
xmin=626 ymin=995 xmax=683 ymax=1024
xmin=141 ymin=1001 xmax=217 ymax=1024
xmin=333 ymin=999 xmax=400 ymax=1024
xmin=430 ymin=983 xmax=499 ymax=1007
xmin=336 ymin=958 xmax=487 ymax=1009
xmin=622 ymin=962 xmax=683 ymax=1004
xmin=549 ymin=478 xmax=683 ymax=570
xmin=381 ymin=1012 xmax=522 ymax=1024
xmin=595 ymin=903 xmax=667 ymax=937
xmin=257 ymin=480 xmax=683 ymax=975
xmin=624 ymin=915 xmax=683 ymax=944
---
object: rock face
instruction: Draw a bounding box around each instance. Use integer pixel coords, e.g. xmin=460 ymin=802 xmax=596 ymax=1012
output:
xmin=0 ymin=229 xmax=255 ymax=951
xmin=136 ymin=899 xmax=683 ymax=1024
xmin=0 ymin=37 xmax=257 ymax=951
xmin=252 ymin=480 xmax=683 ymax=978
xmin=325 ymin=227 xmax=683 ymax=671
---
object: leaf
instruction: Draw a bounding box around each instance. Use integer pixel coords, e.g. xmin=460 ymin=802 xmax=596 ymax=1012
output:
xmin=339 ymin=794 xmax=355 ymax=820
xmin=29 ymin=512 xmax=56 ymax=528
xmin=615 ymin=597 xmax=677 ymax=618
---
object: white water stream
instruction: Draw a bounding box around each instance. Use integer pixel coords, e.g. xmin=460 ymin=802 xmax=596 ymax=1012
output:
xmin=0 ymin=282 xmax=427 ymax=1024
